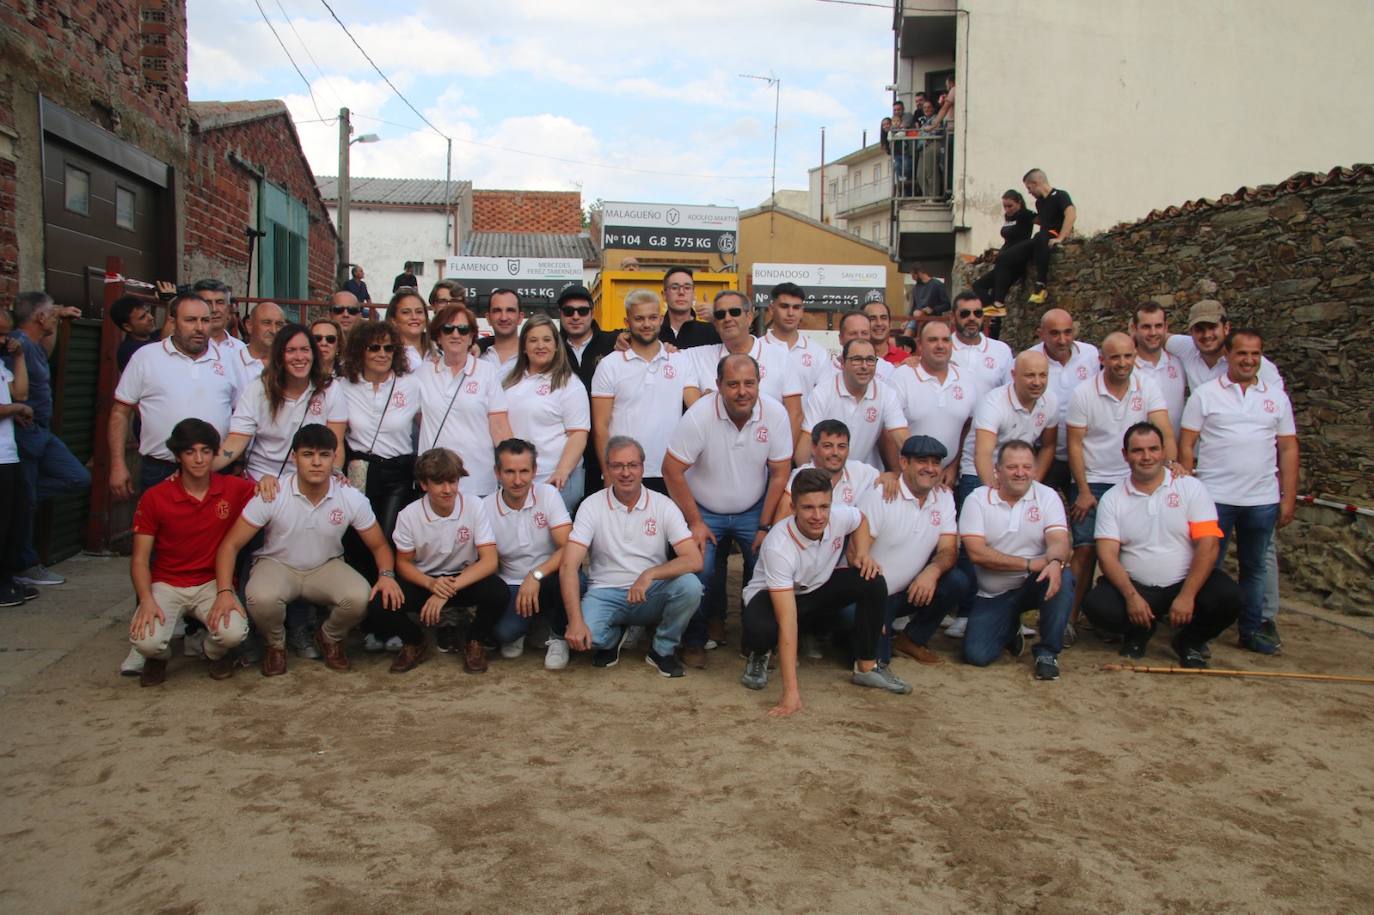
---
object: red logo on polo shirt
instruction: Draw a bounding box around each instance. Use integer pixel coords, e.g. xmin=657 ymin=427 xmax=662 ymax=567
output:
xmin=1263 ymin=399 xmax=1277 ymax=413
xmin=537 ymin=382 xmax=551 ymax=396
xmin=1026 ymin=506 xmax=1041 ymax=523
xmin=953 ymin=386 xmax=964 ymax=400
xmin=644 ymin=517 xmax=657 ymax=536
xmin=842 ymin=485 xmax=854 ymax=503
xmin=1034 ymin=413 xmax=1046 ymax=426
xmin=1166 ymin=492 xmax=1181 ymax=509
xmin=392 ymin=391 xmax=407 ymax=408
xmin=1076 ymin=366 xmax=1089 ymax=380
xmin=465 ymin=382 xmax=479 ymax=394
xmin=533 ymin=511 xmax=548 ymax=528
xmin=215 ymin=499 xmax=230 ymax=520
xmin=831 ymin=537 xmax=842 ymax=551
xmin=213 ymin=362 xmax=226 ymax=376
xmin=328 ymin=509 xmax=344 ymax=525
xmin=801 ymin=353 xmax=814 ymax=368
xmin=984 ymin=356 xmax=995 ymax=369
xmin=865 ymin=407 xmax=878 ymax=423
xmin=663 ymin=364 xmax=677 ymax=379
xmin=758 ymin=364 xmax=768 ymax=379
xmin=1168 ymin=366 xmax=1179 ymax=379
xmin=457 ymin=526 xmax=471 ymax=543
xmin=930 ymin=510 xmax=942 ymax=526
xmin=309 ymin=397 xmax=323 ymax=415
xmin=1130 ymin=396 xmax=1143 ymax=412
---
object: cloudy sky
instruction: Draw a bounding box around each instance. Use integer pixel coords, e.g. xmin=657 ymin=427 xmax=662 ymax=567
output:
xmin=187 ymin=0 xmax=892 ymax=209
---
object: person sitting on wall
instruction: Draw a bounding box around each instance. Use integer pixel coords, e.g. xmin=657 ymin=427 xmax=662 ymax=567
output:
xmin=969 ymin=190 xmax=1038 ymax=318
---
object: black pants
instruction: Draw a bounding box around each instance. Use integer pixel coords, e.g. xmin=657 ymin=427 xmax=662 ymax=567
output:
xmin=345 ymin=454 xmax=417 ymax=582
xmin=741 ymin=568 xmax=888 ymax=662
xmin=642 ymin=476 xmax=668 ymax=496
xmin=365 ymin=574 xmax=508 ymax=646
xmin=1081 ymin=570 xmax=1242 ymax=648
xmin=972 ymin=248 xmax=1029 ymax=306
xmin=0 ymin=463 xmax=29 ymax=580
xmin=996 ymin=232 xmax=1057 ymax=288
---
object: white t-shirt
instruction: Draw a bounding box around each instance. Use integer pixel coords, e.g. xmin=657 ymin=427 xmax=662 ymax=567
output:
xmin=416 ymin=354 xmax=509 ymax=496
xmin=860 ymin=480 xmax=957 ymax=596
xmin=742 ymin=504 xmax=864 ymax=605
xmin=1028 ymin=340 xmax=1100 ymax=461
xmin=951 ymin=334 xmax=1013 ymax=477
xmin=785 ymin=461 xmax=880 ymax=508
xmin=0 ymin=363 xmax=17 ymax=464
xmin=505 ymin=372 xmax=591 ymax=485
xmin=1181 ymin=376 xmax=1297 ymax=506
xmin=888 ymin=362 xmax=974 ymax=469
xmin=958 ymin=482 xmax=1068 ymax=597
xmin=1165 ymin=335 xmax=1285 ymax=392
xmin=764 ymin=329 xmax=829 ymax=392
xmin=393 ymin=492 xmax=495 ymax=576
xmin=590 ymin=345 xmax=689 ymax=478
xmin=1132 ymin=349 xmax=1187 ymax=435
xmin=229 ymin=380 xmax=347 ymax=481
xmin=962 ymin=383 xmax=1058 ymax=478
xmin=241 ymin=477 xmax=376 ymax=570
xmin=666 ymin=393 xmax=793 ymax=514
xmin=1066 ymin=373 xmax=1168 ymax=484
xmin=337 ymin=372 xmax=422 ymax=459
xmin=114 ymin=338 xmax=243 ymax=461
xmin=801 ymin=375 xmax=906 ymax=470
xmin=568 ymin=487 xmax=693 ymax=590
xmin=482 ymin=483 xmax=572 ymax=585
xmin=686 ymin=335 xmax=803 ymax=404
xmin=1095 ymin=472 xmax=1221 ymax=587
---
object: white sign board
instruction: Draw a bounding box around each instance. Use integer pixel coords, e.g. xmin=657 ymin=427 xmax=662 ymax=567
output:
xmin=443 ymin=256 xmax=584 ymax=305
xmin=750 ymin=263 xmax=888 ymax=310
xmin=601 ymin=201 xmax=739 ymax=255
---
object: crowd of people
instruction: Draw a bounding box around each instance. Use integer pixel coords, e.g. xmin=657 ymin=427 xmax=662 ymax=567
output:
xmin=0 ymin=266 xmax=1297 ymax=717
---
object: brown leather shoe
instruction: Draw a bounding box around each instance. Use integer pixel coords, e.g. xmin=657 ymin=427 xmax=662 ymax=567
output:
xmin=262 ymin=646 xmax=288 ymax=677
xmin=463 ymin=640 xmax=488 ymax=673
xmin=706 ymin=617 xmax=726 ymax=646
xmin=682 ymin=645 xmax=708 ymax=669
xmin=390 ymin=641 xmax=428 ymax=674
xmin=139 ymin=657 xmax=167 ymax=687
xmin=892 ymin=632 xmax=943 ymax=665
xmin=316 ymin=626 xmax=350 ymax=672
xmin=207 ymin=655 xmax=234 ymax=680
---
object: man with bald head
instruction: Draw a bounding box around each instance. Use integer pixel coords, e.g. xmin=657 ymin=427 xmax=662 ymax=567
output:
xmin=1066 ymin=332 xmax=1177 ymax=620
xmin=328 ymin=290 xmax=364 ymax=333
xmin=1028 ymin=308 xmax=1099 ymax=492
xmin=237 ymin=301 xmax=284 ymax=382
xmin=970 ymin=350 xmax=1058 ymax=491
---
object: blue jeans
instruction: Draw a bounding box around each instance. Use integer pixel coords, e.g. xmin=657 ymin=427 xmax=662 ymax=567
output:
xmin=953 ymin=474 xmax=983 ymax=620
xmin=1067 ymin=481 xmax=1115 ymax=548
xmin=964 ymin=570 xmax=1076 ymax=666
xmin=1214 ymin=502 xmax=1278 ymax=638
xmin=15 ymin=423 xmax=92 ymax=568
xmin=876 ymin=567 xmax=973 ymax=663
xmin=553 ymin=464 xmax=585 ymax=515
xmin=683 ymin=498 xmax=763 ymax=648
xmin=490 ymin=573 xmax=574 ymax=645
xmin=581 ymin=576 xmax=704 ymax=658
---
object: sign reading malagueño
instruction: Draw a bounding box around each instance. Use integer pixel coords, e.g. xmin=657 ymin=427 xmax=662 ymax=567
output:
xmin=443 ymin=257 xmax=583 ymax=305
xmin=600 ymin=201 xmax=739 ymax=255
xmin=750 ymin=263 xmax=888 ymax=310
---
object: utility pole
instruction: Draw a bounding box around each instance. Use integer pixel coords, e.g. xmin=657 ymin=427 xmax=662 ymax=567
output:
xmin=740 ymin=73 xmax=780 ymax=237
xmin=336 ymin=107 xmax=350 ymax=289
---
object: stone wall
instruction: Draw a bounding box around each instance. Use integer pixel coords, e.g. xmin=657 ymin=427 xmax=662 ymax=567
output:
xmin=955 ymin=165 xmax=1374 ymax=614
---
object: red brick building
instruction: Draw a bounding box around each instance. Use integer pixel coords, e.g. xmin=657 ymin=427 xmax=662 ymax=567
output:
xmin=472 ymin=189 xmax=583 ymax=234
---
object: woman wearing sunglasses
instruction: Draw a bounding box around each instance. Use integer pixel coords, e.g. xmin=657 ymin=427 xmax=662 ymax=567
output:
xmin=385 ymin=290 xmax=431 ymax=372
xmin=502 ymin=314 xmax=591 ymax=512
xmin=416 ymin=303 xmax=513 ymax=497
xmin=310 ymin=317 xmax=344 ymax=377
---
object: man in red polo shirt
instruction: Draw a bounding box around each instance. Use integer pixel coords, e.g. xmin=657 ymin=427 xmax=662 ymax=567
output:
xmin=129 ymin=418 xmax=256 ymax=686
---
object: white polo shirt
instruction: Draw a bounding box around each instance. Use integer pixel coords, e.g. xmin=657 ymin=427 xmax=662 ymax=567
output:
xmin=1165 ymin=335 xmax=1285 ymax=392
xmin=0 ymin=363 xmax=17 ymax=464
xmin=785 ymin=461 xmax=879 ymax=508
xmin=569 ymin=486 xmax=693 ymax=590
xmin=479 ymin=344 xmax=519 ymax=377
xmin=1066 ymin=373 xmax=1168 ymax=484
xmin=742 ymin=504 xmax=863 ymax=605
xmin=889 ymin=362 xmax=974 ymax=469
xmin=235 ymin=347 xmax=267 ymax=385
xmin=950 ymin=333 xmax=1013 ymax=394
xmin=505 ymin=372 xmax=591 ymax=485
xmin=1095 ymin=471 xmax=1222 ymax=587
xmin=404 ymin=345 xmax=427 ymax=374
xmin=229 ymin=379 xmax=347 ymax=481
xmin=337 ymin=372 xmax=423 ymax=459
xmin=958 ymin=482 xmax=1068 ymax=597
xmin=961 ymin=383 xmax=1059 ymax=478
xmin=393 ymin=492 xmax=495 ymax=576
xmin=801 ymin=375 xmax=906 ymax=470
xmin=1132 ymin=350 xmax=1186 ymax=434
xmin=860 ymin=480 xmax=957 ymax=596
xmin=241 ymin=477 xmax=376 ymax=570
xmin=687 ymin=335 xmax=803 ymax=404
xmin=1028 ymin=340 xmax=1100 ymax=460
xmin=482 ymin=483 xmax=572 ymax=585
xmin=590 ymin=344 xmax=689 ymax=477
xmin=212 ymin=333 xmax=246 ymax=359
xmin=764 ymin=329 xmax=828 ymax=392
xmin=114 ymin=338 xmax=243 ymax=461
xmin=416 ymin=354 xmax=509 ymax=496
xmin=666 ymin=393 xmax=793 ymax=514
xmin=1181 ymin=376 xmax=1296 ymax=506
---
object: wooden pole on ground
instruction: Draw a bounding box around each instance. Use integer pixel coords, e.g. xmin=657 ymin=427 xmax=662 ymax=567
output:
xmin=1100 ymin=663 xmax=1374 ymax=685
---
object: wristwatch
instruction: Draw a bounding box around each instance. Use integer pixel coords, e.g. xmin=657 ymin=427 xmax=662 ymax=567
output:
xmin=532 ymin=569 xmax=545 ymax=581
xmin=379 ymin=569 xmax=396 ymax=579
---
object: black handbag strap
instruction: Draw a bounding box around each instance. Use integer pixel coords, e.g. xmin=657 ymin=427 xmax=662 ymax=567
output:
xmin=428 ymin=369 xmax=468 ymax=451
xmin=363 ymin=377 xmax=397 ymax=456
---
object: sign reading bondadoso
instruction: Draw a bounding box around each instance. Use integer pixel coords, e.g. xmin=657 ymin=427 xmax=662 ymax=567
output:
xmin=443 ymin=257 xmax=584 ymax=307
xmin=601 ymin=201 xmax=739 ymax=255
xmin=750 ymin=263 xmax=888 ymax=311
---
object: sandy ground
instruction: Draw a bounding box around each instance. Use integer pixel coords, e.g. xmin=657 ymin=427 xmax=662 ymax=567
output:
xmin=2 ymin=556 xmax=1374 ymax=914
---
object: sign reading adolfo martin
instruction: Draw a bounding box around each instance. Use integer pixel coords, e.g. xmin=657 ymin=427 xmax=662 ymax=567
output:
xmin=601 ymin=202 xmax=739 ymax=254
xmin=750 ymin=263 xmax=887 ymax=311
xmin=443 ymin=257 xmax=583 ymax=307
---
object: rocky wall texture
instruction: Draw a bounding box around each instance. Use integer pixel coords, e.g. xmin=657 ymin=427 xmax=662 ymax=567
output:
xmin=955 ymin=165 xmax=1374 ymax=614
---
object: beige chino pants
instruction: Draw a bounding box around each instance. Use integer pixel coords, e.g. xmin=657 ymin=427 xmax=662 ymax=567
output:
xmin=244 ymin=557 xmax=370 ymax=649
xmin=130 ymin=581 xmax=248 ymax=661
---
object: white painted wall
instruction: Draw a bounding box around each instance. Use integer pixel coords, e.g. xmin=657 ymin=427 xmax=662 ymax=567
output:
xmin=909 ymin=0 xmax=1374 ymax=255
xmin=325 ymin=205 xmax=452 ymax=293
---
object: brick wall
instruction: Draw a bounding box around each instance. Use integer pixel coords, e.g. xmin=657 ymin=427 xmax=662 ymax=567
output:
xmin=472 ymin=190 xmax=582 ymax=234
xmin=186 ymin=114 xmax=337 ymax=299
xmin=0 ymin=79 xmax=17 ymax=302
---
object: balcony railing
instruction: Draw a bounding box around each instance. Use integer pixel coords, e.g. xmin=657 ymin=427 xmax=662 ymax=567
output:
xmin=833 ymin=176 xmax=892 ymax=215
xmin=889 ymin=128 xmax=952 ymax=201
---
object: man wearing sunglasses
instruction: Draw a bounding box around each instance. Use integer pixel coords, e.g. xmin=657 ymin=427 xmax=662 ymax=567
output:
xmin=328 ymin=291 xmax=365 ymax=333
xmin=342 ymin=266 xmax=372 ymax=307
xmin=949 ymin=291 xmax=1014 ymax=507
xmin=557 ymin=284 xmax=622 ymax=499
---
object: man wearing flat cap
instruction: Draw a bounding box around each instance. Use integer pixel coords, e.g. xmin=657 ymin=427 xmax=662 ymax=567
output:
xmin=859 ymin=434 xmax=971 ymax=666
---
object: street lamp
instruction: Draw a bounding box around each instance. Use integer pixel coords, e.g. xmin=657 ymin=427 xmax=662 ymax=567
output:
xmin=336 ymin=108 xmax=380 ymax=288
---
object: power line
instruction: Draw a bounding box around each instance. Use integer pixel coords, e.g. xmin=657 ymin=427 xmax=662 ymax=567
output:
xmin=252 ymin=0 xmax=324 ymax=122
xmin=317 ymin=0 xmax=449 ymax=141
xmin=273 ymin=0 xmax=345 ymax=109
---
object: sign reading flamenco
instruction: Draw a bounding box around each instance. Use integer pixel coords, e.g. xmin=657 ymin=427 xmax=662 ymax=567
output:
xmin=443 ymin=257 xmax=583 ymax=304
xmin=750 ymin=263 xmax=887 ymax=310
xmin=600 ymin=201 xmax=739 ymax=254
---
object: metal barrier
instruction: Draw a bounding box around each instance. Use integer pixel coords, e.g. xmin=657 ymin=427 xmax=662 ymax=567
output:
xmin=888 ymin=127 xmax=952 ymax=201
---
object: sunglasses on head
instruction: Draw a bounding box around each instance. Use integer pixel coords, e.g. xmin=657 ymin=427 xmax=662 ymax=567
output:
xmin=560 ymin=305 xmax=592 ymax=317
xmin=312 ymin=334 xmax=337 ymax=344
xmin=713 ymin=307 xmax=745 ymax=320
xmin=958 ymin=308 xmax=984 ymax=318
xmin=365 ymin=343 xmax=395 ymax=353
xmin=331 ymin=306 xmax=362 ymax=315
xmin=440 ymin=323 xmax=473 ymax=335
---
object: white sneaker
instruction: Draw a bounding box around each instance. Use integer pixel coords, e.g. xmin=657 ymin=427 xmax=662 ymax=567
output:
xmin=622 ymin=625 xmax=646 ymax=647
xmin=800 ymin=634 xmax=824 ymax=660
xmin=362 ymin=633 xmax=386 ymax=653
xmin=501 ymin=636 xmax=526 ymax=659
xmin=173 ymin=617 xmax=187 ymax=638
xmin=120 ymin=646 xmax=145 ymax=676
xmin=384 ymin=636 xmax=404 ymax=652
xmin=183 ymin=628 xmax=206 ymax=658
xmin=544 ymin=638 xmax=570 ymax=670
xmin=944 ymin=617 xmax=968 ymax=638
xmin=1019 ymin=624 xmax=1037 ymax=636
xmin=939 ymin=615 xmax=957 ymax=629
xmin=891 ymin=615 xmax=912 ymax=633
